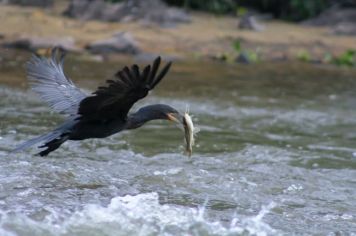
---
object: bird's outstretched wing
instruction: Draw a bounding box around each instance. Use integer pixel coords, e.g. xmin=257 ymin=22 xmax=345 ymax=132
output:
xmin=26 ymin=47 xmax=87 ymax=115
xmin=78 ymin=57 xmax=172 ymax=121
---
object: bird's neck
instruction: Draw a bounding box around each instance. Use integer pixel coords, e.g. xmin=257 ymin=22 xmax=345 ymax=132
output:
xmin=125 ymin=107 xmax=163 ymax=130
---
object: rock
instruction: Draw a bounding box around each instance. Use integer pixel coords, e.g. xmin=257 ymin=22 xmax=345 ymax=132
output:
xmin=2 ymin=36 xmax=78 ymax=52
xmin=235 ymin=52 xmax=251 ymax=64
xmin=238 ymin=14 xmax=264 ymax=31
xmin=0 ymin=0 xmax=53 ymax=7
xmin=303 ymin=7 xmax=356 ymax=26
xmin=64 ymin=0 xmax=190 ymax=27
xmin=332 ymin=22 xmax=356 ymax=35
xmin=86 ymin=32 xmax=140 ymax=55
xmin=63 ymin=0 xmax=118 ymax=21
xmin=138 ymin=6 xmax=191 ymax=27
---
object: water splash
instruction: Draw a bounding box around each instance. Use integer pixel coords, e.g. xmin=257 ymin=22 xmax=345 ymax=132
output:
xmin=0 ymin=192 xmax=277 ymax=236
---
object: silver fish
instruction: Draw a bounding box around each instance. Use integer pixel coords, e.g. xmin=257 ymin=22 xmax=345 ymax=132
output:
xmin=183 ymin=112 xmax=196 ymax=157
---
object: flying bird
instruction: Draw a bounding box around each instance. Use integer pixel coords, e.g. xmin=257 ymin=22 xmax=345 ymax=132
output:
xmin=12 ymin=48 xmax=185 ymax=156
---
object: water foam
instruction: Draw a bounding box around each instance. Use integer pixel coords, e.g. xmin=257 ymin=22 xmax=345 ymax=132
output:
xmin=0 ymin=192 xmax=277 ymax=236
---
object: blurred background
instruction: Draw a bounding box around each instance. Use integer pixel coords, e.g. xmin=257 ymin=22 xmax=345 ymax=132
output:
xmin=0 ymin=1 xmax=356 ymax=235
xmin=0 ymin=0 xmax=355 ymax=68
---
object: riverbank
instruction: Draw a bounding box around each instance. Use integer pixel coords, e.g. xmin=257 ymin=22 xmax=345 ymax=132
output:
xmin=0 ymin=3 xmax=355 ymax=64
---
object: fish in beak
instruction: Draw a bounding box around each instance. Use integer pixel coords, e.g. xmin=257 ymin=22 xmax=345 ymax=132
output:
xmin=167 ymin=112 xmax=197 ymax=157
xmin=183 ymin=112 xmax=195 ymax=157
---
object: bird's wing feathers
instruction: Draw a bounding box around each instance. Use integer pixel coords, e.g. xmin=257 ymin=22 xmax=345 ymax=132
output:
xmin=78 ymin=57 xmax=172 ymax=121
xmin=27 ymin=48 xmax=87 ymax=115
xmin=26 ymin=48 xmax=171 ymax=120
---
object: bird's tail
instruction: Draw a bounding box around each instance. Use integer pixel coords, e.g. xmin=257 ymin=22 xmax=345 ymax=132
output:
xmin=11 ymin=117 xmax=77 ymax=156
xmin=37 ymin=134 xmax=69 ymax=156
xmin=11 ymin=130 xmax=64 ymax=155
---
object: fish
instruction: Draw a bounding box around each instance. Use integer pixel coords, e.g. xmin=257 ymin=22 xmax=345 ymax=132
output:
xmin=183 ymin=112 xmax=197 ymax=157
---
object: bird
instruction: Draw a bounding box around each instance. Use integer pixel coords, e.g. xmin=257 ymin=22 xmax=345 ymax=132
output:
xmin=12 ymin=47 xmax=184 ymax=156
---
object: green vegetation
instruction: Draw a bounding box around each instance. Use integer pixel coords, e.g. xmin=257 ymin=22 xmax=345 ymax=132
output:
xmin=106 ymin=1 xmax=354 ymax=21
xmin=234 ymin=40 xmax=260 ymax=63
xmin=231 ymin=41 xmax=355 ymax=67
xmin=232 ymin=39 xmax=241 ymax=52
xmin=213 ymin=39 xmax=261 ymax=64
xmin=163 ymin=0 xmax=352 ymax=21
xmin=297 ymin=50 xmax=311 ymax=62
xmin=165 ymin=0 xmax=236 ymax=14
xmin=234 ymin=0 xmax=330 ymax=21
xmin=296 ymin=49 xmax=355 ymax=67
xmin=332 ymin=49 xmax=355 ymax=67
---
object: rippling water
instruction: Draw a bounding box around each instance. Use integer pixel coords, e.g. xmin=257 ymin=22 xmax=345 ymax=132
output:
xmin=0 ymin=50 xmax=356 ymax=235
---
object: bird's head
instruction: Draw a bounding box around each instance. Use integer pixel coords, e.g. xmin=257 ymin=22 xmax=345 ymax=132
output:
xmin=127 ymin=104 xmax=184 ymax=129
xmin=145 ymin=104 xmax=184 ymax=123
xmin=127 ymin=104 xmax=196 ymax=155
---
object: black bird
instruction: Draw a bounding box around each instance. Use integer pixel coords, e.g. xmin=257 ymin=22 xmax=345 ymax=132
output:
xmin=12 ymin=48 xmax=184 ymax=156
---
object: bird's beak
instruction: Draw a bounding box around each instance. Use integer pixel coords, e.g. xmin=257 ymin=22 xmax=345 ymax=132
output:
xmin=167 ymin=112 xmax=184 ymax=124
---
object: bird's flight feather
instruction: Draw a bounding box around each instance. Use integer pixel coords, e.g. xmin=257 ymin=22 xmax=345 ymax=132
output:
xmin=78 ymin=56 xmax=172 ymax=121
xmin=26 ymin=48 xmax=87 ymax=115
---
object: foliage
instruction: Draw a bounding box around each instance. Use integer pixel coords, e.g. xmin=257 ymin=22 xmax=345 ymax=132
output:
xmin=287 ymin=0 xmax=330 ymax=21
xmin=297 ymin=50 xmax=311 ymax=62
xmin=234 ymin=0 xmax=331 ymax=21
xmin=164 ymin=0 xmax=236 ymax=14
xmin=232 ymin=39 xmax=241 ymax=52
xmin=332 ymin=49 xmax=355 ymax=67
xmin=297 ymin=50 xmax=355 ymax=67
xmin=231 ymin=39 xmax=260 ymax=64
xmin=106 ymin=0 xmax=354 ymax=21
xmin=163 ymin=0 xmax=348 ymax=21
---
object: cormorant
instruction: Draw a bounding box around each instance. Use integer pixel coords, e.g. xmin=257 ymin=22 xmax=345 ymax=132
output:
xmin=12 ymin=48 xmax=185 ymax=156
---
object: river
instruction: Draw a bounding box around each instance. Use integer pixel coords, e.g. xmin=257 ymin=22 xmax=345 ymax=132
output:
xmin=0 ymin=49 xmax=355 ymax=235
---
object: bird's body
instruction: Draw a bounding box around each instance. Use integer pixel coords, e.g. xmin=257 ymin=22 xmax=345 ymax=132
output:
xmin=68 ymin=115 xmax=125 ymax=140
xmin=12 ymin=48 xmax=184 ymax=156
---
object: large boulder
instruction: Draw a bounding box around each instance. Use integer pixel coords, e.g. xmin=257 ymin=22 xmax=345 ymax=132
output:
xmin=303 ymin=7 xmax=356 ymax=26
xmin=86 ymin=32 xmax=140 ymax=55
xmin=63 ymin=0 xmax=190 ymax=27
xmin=238 ymin=14 xmax=265 ymax=31
xmin=303 ymin=6 xmax=356 ymax=36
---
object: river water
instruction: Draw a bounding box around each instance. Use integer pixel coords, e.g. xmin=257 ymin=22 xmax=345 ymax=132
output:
xmin=0 ymin=50 xmax=355 ymax=235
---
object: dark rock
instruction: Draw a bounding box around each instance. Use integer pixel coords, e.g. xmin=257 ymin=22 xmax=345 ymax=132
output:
xmin=2 ymin=36 xmax=78 ymax=51
xmin=303 ymin=7 xmax=356 ymax=26
xmin=64 ymin=0 xmax=190 ymax=27
xmin=238 ymin=14 xmax=264 ymax=31
xmin=235 ymin=52 xmax=251 ymax=64
xmin=86 ymin=32 xmax=140 ymax=55
xmin=0 ymin=0 xmax=53 ymax=7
